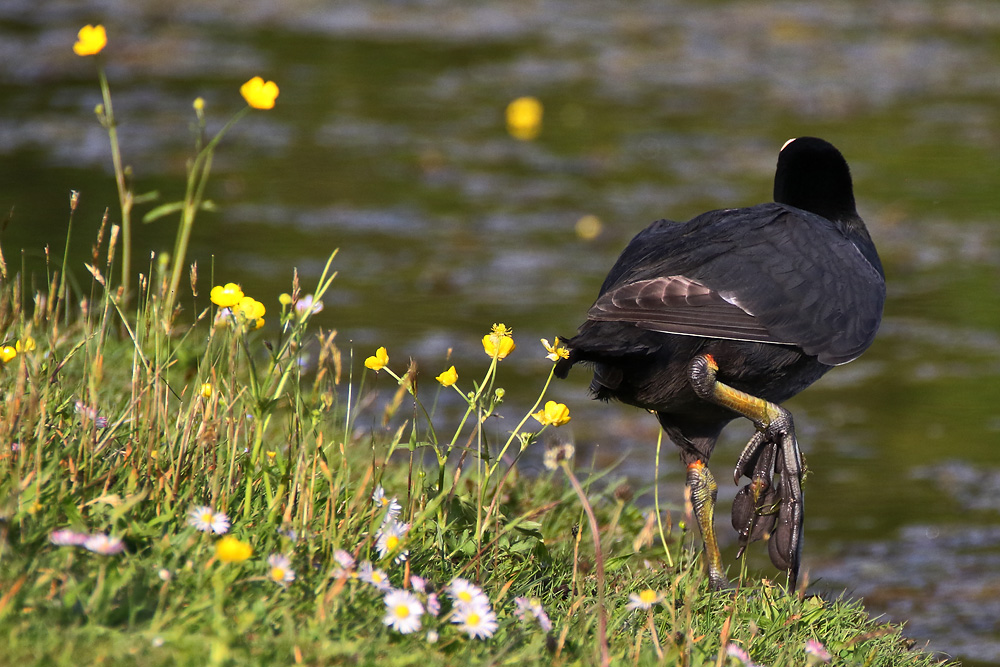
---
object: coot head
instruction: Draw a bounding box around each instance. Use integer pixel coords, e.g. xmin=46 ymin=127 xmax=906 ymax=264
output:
xmin=773 ymin=137 xmax=857 ymax=223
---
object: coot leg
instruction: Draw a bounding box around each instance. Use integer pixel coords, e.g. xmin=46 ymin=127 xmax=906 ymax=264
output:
xmin=688 ymin=354 xmax=804 ymax=591
xmin=686 ymin=459 xmax=729 ymax=589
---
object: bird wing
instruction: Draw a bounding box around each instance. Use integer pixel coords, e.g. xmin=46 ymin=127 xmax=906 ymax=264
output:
xmin=587 ymin=204 xmax=885 ymax=365
xmin=588 ymin=275 xmax=786 ymax=345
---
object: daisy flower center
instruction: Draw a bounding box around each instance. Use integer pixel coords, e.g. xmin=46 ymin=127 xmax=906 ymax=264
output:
xmin=395 ymin=605 xmax=410 ymax=619
xmin=467 ymin=612 xmax=481 ymax=625
xmin=386 ymin=536 xmax=399 ymax=550
xmin=458 ymin=591 xmax=472 ymax=602
xmin=639 ymin=589 xmax=657 ymax=603
xmin=271 ymin=567 xmax=286 ymax=581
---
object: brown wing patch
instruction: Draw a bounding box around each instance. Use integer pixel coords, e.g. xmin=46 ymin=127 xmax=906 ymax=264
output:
xmin=587 ymin=276 xmax=794 ymax=345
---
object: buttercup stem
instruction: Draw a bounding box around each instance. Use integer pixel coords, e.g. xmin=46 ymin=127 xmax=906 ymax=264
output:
xmin=477 ymin=366 xmax=555 ymax=539
xmin=436 ymin=353 xmax=498 ymax=494
xmin=488 ymin=365 xmax=555 ymax=480
xmin=165 ymin=107 xmax=250 ymax=318
xmin=97 ymin=64 xmax=133 ymax=297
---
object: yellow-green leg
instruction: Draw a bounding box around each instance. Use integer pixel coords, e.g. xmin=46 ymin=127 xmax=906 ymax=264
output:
xmin=688 ymin=354 xmax=804 ymax=590
xmin=686 ymin=459 xmax=729 ymax=589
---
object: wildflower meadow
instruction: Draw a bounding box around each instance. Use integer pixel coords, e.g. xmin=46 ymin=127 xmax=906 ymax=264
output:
xmin=0 ymin=24 xmax=955 ymax=667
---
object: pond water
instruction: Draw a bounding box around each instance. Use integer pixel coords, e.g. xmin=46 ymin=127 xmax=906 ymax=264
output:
xmin=3 ymin=1 xmax=1000 ymax=663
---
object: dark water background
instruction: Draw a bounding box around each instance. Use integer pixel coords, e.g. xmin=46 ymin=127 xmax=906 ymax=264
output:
xmin=2 ymin=1 xmax=1000 ymax=663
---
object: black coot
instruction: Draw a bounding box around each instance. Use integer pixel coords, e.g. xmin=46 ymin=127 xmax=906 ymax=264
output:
xmin=555 ymin=137 xmax=885 ymax=589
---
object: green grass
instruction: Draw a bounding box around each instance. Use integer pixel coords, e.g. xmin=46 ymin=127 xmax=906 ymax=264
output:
xmin=0 ymin=255 xmax=954 ymax=666
xmin=0 ymin=27 xmax=956 ymax=667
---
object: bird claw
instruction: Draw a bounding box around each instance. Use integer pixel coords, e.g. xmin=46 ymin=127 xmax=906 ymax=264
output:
xmin=732 ymin=441 xmax=778 ymax=554
xmin=767 ymin=430 xmax=803 ymax=585
xmin=733 ymin=430 xmax=769 ymax=484
xmin=731 ymin=408 xmax=804 ymax=589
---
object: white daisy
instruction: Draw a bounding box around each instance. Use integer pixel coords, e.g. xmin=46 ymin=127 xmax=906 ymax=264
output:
xmin=334 ymin=549 xmax=356 ymax=570
xmin=187 ymin=505 xmax=230 ymax=534
xmin=332 ymin=549 xmax=356 ymax=578
xmin=626 ymin=588 xmax=662 ymax=611
xmin=82 ymin=533 xmax=124 ymax=555
xmin=514 ymin=596 xmax=552 ymax=632
xmin=266 ymin=554 xmax=296 ymax=586
xmin=536 ymin=605 xmax=553 ymax=632
xmin=804 ymin=639 xmax=832 ymax=663
xmin=514 ymin=596 xmax=531 ymax=619
xmin=725 ymin=643 xmax=758 ymax=666
xmin=451 ymin=604 xmax=498 ymax=640
xmin=410 ymin=575 xmax=426 ymax=593
xmin=447 ymin=577 xmax=491 ymax=610
xmin=383 ymin=589 xmax=423 ymax=634
xmin=372 ymin=485 xmax=402 ymax=521
xmin=426 ymin=592 xmax=441 ymax=616
xmin=543 ymin=442 xmax=576 ymax=471
xmin=276 ymin=525 xmax=300 ymax=541
xmin=358 ymin=561 xmax=391 ymax=591
xmin=213 ymin=307 xmax=233 ymax=327
xmin=294 ymin=294 xmax=324 ymax=317
xmin=50 ymin=529 xmax=90 ymax=546
xmin=74 ymin=400 xmax=108 ymax=428
xmin=375 ymin=519 xmax=409 ymax=563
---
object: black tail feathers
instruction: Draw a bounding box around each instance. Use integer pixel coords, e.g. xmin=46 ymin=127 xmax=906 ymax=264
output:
xmin=553 ymin=337 xmax=576 ymax=379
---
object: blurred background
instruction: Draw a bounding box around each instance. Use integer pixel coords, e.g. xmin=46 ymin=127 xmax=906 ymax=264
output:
xmin=2 ymin=1 xmax=1000 ymax=663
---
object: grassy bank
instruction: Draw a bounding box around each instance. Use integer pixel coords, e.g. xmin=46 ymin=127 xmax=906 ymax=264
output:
xmin=0 ymin=24 xmax=954 ymax=667
xmin=0 ymin=249 xmax=952 ymax=667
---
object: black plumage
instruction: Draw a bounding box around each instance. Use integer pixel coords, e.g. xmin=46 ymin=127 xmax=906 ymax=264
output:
xmin=555 ymin=137 xmax=885 ymax=588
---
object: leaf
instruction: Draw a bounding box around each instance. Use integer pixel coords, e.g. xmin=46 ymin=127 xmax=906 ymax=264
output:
xmin=144 ymin=513 xmax=173 ymax=529
xmin=256 ymin=397 xmax=280 ymax=415
xmin=86 ymin=493 xmax=122 ymax=508
xmin=108 ymin=489 xmax=150 ymax=524
xmin=132 ymin=190 xmax=160 ymax=205
xmin=603 ymin=554 xmax=635 ymax=573
xmin=142 ymin=201 xmax=184 ymax=224
xmin=508 ymin=539 xmax=537 ymax=554
xmin=60 ymin=498 xmax=85 ymax=528
xmin=410 ymin=441 xmax=435 ymax=452
xmin=513 ymin=520 xmax=543 ymax=532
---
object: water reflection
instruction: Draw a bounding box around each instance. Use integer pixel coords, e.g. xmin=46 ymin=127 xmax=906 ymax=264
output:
xmin=3 ymin=1 xmax=1000 ymax=663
